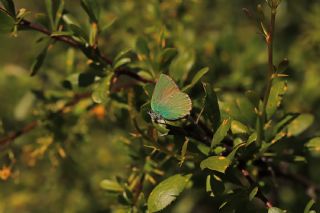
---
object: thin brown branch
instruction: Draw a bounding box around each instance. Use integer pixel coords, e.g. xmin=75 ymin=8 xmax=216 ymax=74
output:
xmin=0 ymin=6 xmax=153 ymax=83
xmin=0 ymin=92 xmax=91 ymax=149
xmin=0 ymin=120 xmax=38 ymax=147
xmin=241 ymin=168 xmax=273 ymax=208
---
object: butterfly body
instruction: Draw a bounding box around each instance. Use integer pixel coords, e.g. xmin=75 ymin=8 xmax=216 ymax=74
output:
xmin=150 ymin=74 xmax=192 ymax=122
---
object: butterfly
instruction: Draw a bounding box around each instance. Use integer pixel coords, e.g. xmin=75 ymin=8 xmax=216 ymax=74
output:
xmin=149 ymin=74 xmax=192 ymax=124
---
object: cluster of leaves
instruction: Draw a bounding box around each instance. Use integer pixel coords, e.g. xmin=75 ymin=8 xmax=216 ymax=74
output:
xmin=0 ymin=0 xmax=320 ymax=212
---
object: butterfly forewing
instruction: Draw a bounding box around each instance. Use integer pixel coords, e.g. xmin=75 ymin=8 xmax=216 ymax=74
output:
xmin=151 ymin=74 xmax=192 ymax=120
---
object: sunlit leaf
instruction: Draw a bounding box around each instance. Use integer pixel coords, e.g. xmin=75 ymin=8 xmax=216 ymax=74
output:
xmin=287 ymin=113 xmax=314 ymax=137
xmin=211 ymin=119 xmax=231 ymax=148
xmin=305 ymin=137 xmax=320 ymax=157
xmin=268 ymin=207 xmax=286 ymax=213
xmin=100 ymin=179 xmax=123 ymax=192
xmin=147 ymin=174 xmax=192 ymax=212
xmin=200 ymin=156 xmax=231 ymax=173
xmin=266 ymin=79 xmax=287 ymax=120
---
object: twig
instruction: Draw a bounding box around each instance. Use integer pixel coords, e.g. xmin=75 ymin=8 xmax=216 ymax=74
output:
xmin=0 ymin=6 xmax=152 ymax=84
xmin=0 ymin=120 xmax=38 ymax=147
xmin=241 ymin=168 xmax=273 ymax=208
xmin=0 ymin=92 xmax=91 ymax=148
xmin=257 ymin=6 xmax=277 ymax=145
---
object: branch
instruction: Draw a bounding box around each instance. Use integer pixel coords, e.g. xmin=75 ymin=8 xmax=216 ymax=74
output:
xmin=0 ymin=6 xmax=152 ymax=84
xmin=241 ymin=168 xmax=273 ymax=208
xmin=257 ymin=6 xmax=277 ymax=145
xmin=0 ymin=92 xmax=91 ymax=149
xmin=0 ymin=120 xmax=38 ymax=147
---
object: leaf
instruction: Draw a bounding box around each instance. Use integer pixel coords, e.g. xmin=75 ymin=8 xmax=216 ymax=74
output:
xmin=268 ymin=207 xmax=286 ymax=213
xmin=200 ymin=156 xmax=231 ymax=173
xmin=179 ymin=138 xmax=189 ymax=166
xmin=249 ymin=187 xmax=258 ymax=201
xmin=92 ymin=74 xmax=113 ymax=103
xmin=81 ymin=0 xmax=100 ymax=23
xmin=78 ymin=72 xmax=95 ymax=87
xmin=114 ymin=48 xmax=131 ymax=62
xmin=287 ymin=113 xmax=314 ymax=137
xmin=305 ymin=137 xmax=320 ymax=157
xmin=266 ymin=79 xmax=287 ymax=120
xmin=182 ymin=67 xmax=209 ymax=92
xmin=147 ymin=174 xmax=192 ymax=213
xmin=169 ymin=49 xmax=195 ymax=83
xmin=304 ymin=199 xmax=315 ymax=213
xmin=14 ymin=92 xmax=35 ymax=121
xmin=45 ymin=0 xmax=54 ymax=29
xmin=54 ymin=0 xmax=64 ymax=28
xmin=136 ymin=36 xmax=150 ymax=57
xmin=202 ymin=83 xmax=221 ymax=131
xmin=100 ymin=179 xmax=123 ymax=192
xmin=113 ymin=58 xmax=131 ymax=69
xmin=160 ymin=48 xmax=178 ymax=68
xmin=0 ymin=10 xmax=15 ymax=34
xmin=0 ymin=0 xmax=15 ymax=17
xmin=227 ymin=143 xmax=245 ymax=161
xmin=30 ymin=42 xmax=50 ymax=76
xmin=277 ymin=58 xmax=289 ymax=73
xmin=89 ymin=22 xmax=98 ymax=46
xmin=231 ymin=120 xmax=249 ymax=135
xmin=50 ymin=31 xmax=73 ymax=37
xmin=211 ymin=119 xmax=231 ymax=148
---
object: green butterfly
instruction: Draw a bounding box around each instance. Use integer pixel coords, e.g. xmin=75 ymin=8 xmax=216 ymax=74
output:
xmin=149 ymin=74 xmax=192 ymax=124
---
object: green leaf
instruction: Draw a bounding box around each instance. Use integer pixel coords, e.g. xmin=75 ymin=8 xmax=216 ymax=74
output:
xmin=100 ymin=179 xmax=123 ymax=192
xmin=147 ymin=174 xmax=192 ymax=213
xmin=30 ymin=42 xmax=50 ymax=76
xmin=200 ymin=156 xmax=231 ymax=173
xmin=287 ymin=113 xmax=314 ymax=137
xmin=266 ymin=79 xmax=287 ymax=120
xmin=231 ymin=120 xmax=249 ymax=135
xmin=202 ymin=83 xmax=221 ymax=131
xmin=227 ymin=143 xmax=245 ymax=161
xmin=160 ymin=48 xmax=178 ymax=68
xmin=182 ymin=67 xmax=209 ymax=92
xmin=54 ymin=0 xmax=64 ymax=28
xmin=81 ymin=0 xmax=100 ymax=23
xmin=50 ymin=31 xmax=73 ymax=37
xmin=169 ymin=49 xmax=195 ymax=83
xmin=136 ymin=36 xmax=150 ymax=57
xmin=211 ymin=119 xmax=231 ymax=148
xmin=113 ymin=58 xmax=131 ymax=69
xmin=277 ymin=58 xmax=289 ymax=73
xmin=89 ymin=22 xmax=98 ymax=46
xmin=305 ymin=137 xmax=320 ymax=157
xmin=249 ymin=187 xmax=258 ymax=201
xmin=78 ymin=72 xmax=95 ymax=87
xmin=45 ymin=0 xmax=54 ymax=29
xmin=304 ymin=199 xmax=315 ymax=213
xmin=114 ymin=48 xmax=131 ymax=62
xmin=0 ymin=0 xmax=15 ymax=17
xmin=268 ymin=207 xmax=286 ymax=213
xmin=92 ymin=74 xmax=113 ymax=103
xmin=247 ymin=132 xmax=257 ymax=146
xmin=0 ymin=10 xmax=15 ymax=34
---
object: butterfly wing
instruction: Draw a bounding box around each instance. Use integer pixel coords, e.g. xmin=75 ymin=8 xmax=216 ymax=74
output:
xmin=151 ymin=74 xmax=192 ymax=120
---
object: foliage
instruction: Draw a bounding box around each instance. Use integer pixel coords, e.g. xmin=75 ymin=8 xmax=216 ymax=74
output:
xmin=0 ymin=0 xmax=320 ymax=212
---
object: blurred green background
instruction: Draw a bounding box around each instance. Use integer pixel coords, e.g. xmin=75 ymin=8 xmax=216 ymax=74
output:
xmin=0 ymin=0 xmax=320 ymax=212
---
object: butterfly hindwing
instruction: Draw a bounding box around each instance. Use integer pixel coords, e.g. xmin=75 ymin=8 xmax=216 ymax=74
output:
xmin=151 ymin=74 xmax=192 ymax=120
